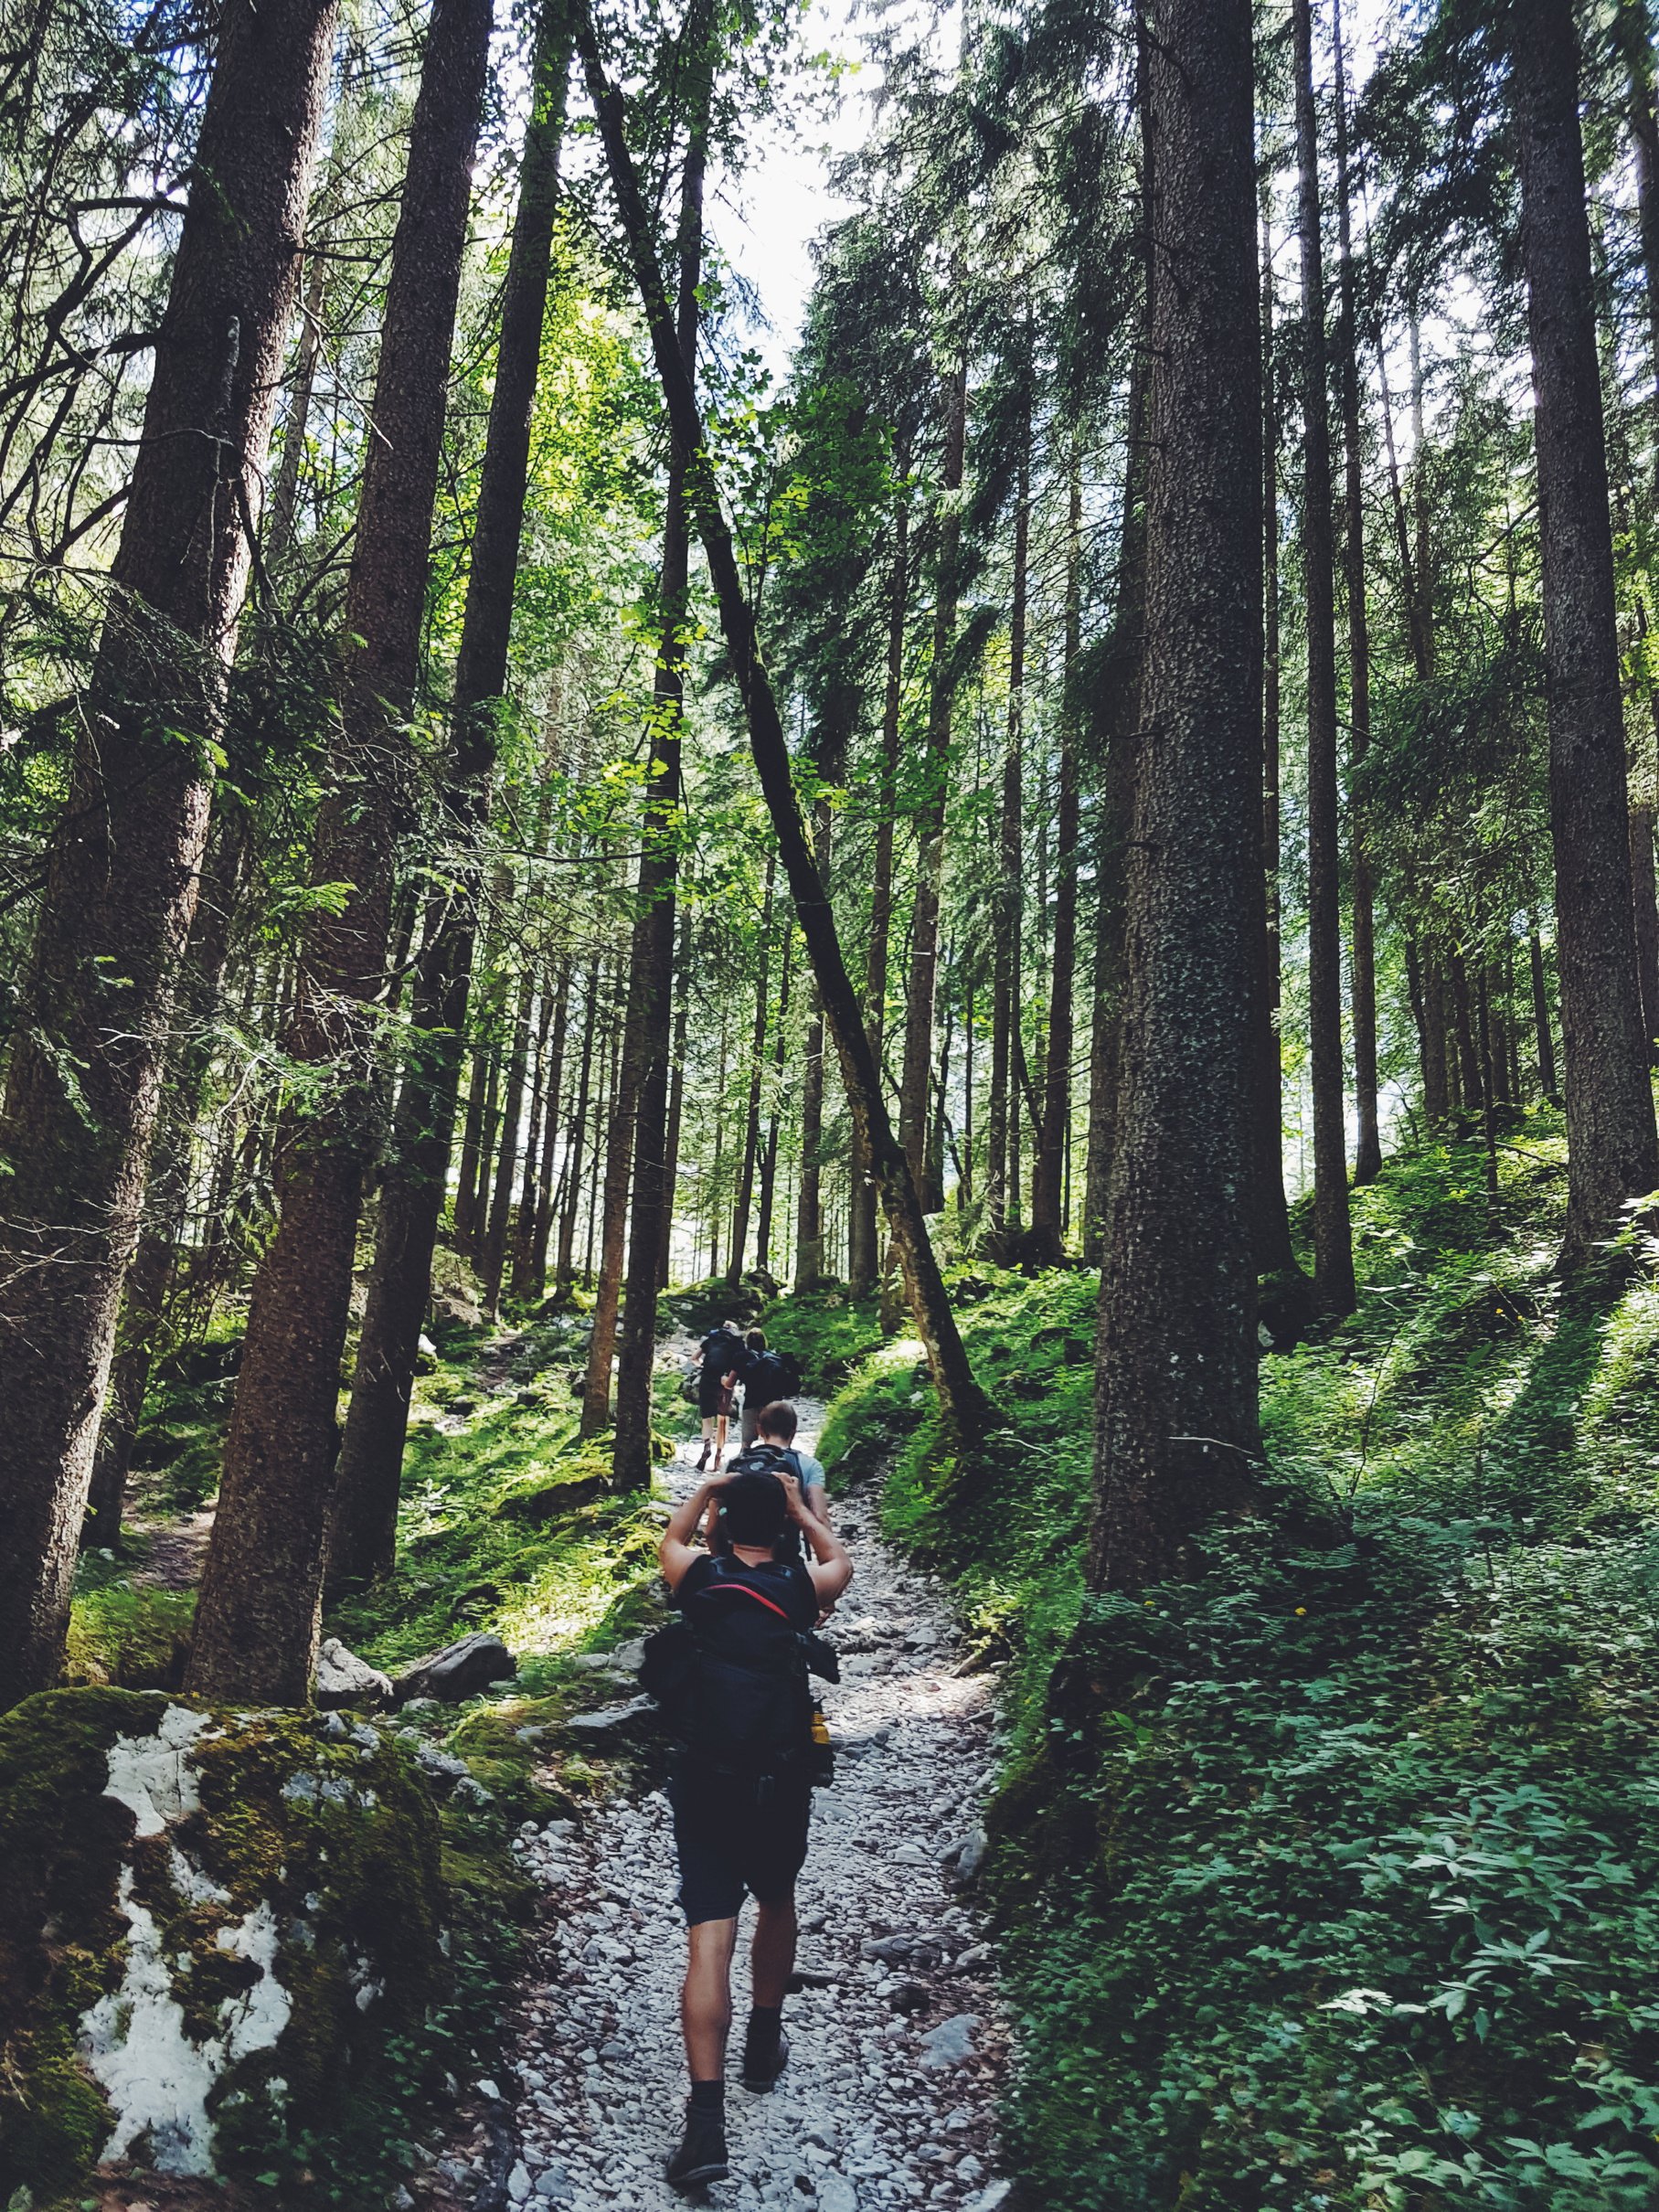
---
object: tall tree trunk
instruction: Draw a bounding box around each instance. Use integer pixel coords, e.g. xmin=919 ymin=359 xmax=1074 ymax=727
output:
xmin=580 ymin=8 xmax=992 ymax=1438
xmin=989 ymin=434 xmax=1028 ymax=1254
xmin=269 ymin=244 xmax=329 ymax=568
xmin=849 ymin=460 xmax=909 ymax=1292
xmin=1084 ymin=0 xmax=1262 ymax=1588
xmin=794 ymin=768 xmax=842 ymax=1285
xmin=658 ymin=917 xmax=694 ymax=1288
xmin=1082 ymin=351 xmax=1149 ymax=1266
xmin=87 ymin=806 xmax=252 ymax=1548
xmin=326 ymin=0 xmax=571 ymax=1583
xmin=1334 ymin=0 xmax=1380 ymax=1186
xmin=728 ymin=856 xmax=775 ymax=1285
xmin=188 ymin=0 xmax=493 ymax=1700
xmin=526 ymin=963 xmax=573 ymax=1298
xmin=1513 ymin=0 xmax=1659 ymax=1262
xmin=757 ymin=927 xmax=793 ymax=1276
xmin=610 ymin=7 xmax=714 ymax=1481
xmin=899 ymin=358 xmax=968 ymax=1199
xmin=1253 ymin=189 xmax=1303 ymax=1286
xmin=514 ymin=967 xmax=565 ymax=1300
xmin=1530 ymin=927 xmax=1559 ymax=1100
xmin=0 ymin=0 xmax=338 ymax=1707
xmin=1614 ymin=0 xmax=1659 ymax=494
xmin=1292 ymin=0 xmax=1356 ymax=1314
xmin=482 ymin=962 xmax=535 ymax=1317
xmin=557 ymin=965 xmax=600 ymax=1292
xmin=1031 ymin=454 xmax=1083 ymax=1260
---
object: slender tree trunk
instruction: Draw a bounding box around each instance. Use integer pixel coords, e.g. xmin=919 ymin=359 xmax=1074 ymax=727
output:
xmin=989 ymin=435 xmax=1028 ymax=1254
xmin=526 ymin=965 xmax=573 ymax=1298
xmin=758 ymin=928 xmax=792 ymax=1275
xmin=557 ymin=966 xmax=600 ymax=1292
xmin=580 ymin=8 xmax=991 ymax=1437
xmin=1530 ymin=928 xmax=1559 ymax=1100
xmin=1253 ymin=189 xmax=1303 ymax=1287
xmin=515 ymin=967 xmax=565 ymax=1300
xmin=0 ymin=0 xmax=338 ymax=1707
xmin=1292 ymin=0 xmax=1356 ymax=1314
xmin=324 ymin=0 xmax=572 ymax=1578
xmin=1614 ymin=0 xmax=1659 ymax=493
xmin=1513 ymin=0 xmax=1659 ymax=1262
xmin=269 ymin=244 xmax=329 ymax=567
xmin=1031 ymin=456 xmax=1083 ymax=1260
xmin=1334 ymin=0 xmax=1380 ymax=1186
xmin=849 ymin=462 xmax=909 ymax=1292
xmin=482 ymin=963 xmax=535 ymax=1317
xmin=1084 ymin=0 xmax=1262 ymax=1588
xmin=1082 ymin=351 xmax=1149 ymax=1266
xmin=188 ymin=0 xmax=493 ymax=1699
xmin=659 ymin=918 xmax=693 ymax=1288
xmin=728 ymin=857 xmax=774 ymax=1285
xmin=899 ymin=358 xmax=968 ymax=1198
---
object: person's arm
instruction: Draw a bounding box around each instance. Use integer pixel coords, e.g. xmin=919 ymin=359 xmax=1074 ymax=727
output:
xmin=660 ymin=1477 xmax=728 ymax=1590
xmin=778 ymin=1472 xmax=852 ymax=1607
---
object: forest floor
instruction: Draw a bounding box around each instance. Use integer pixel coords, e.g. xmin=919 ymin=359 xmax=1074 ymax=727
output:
xmin=420 ymin=1389 xmax=1015 ymax=2212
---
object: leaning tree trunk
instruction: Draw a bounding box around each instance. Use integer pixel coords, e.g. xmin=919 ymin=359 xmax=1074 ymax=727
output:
xmin=328 ymin=2 xmax=570 ymax=1584
xmin=0 ymin=0 xmax=338 ymax=1708
xmin=1334 ymin=0 xmax=1380 ymax=1186
xmin=580 ymin=7 xmax=991 ymax=1439
xmin=188 ymin=0 xmax=493 ymax=1701
xmin=1513 ymin=0 xmax=1659 ymax=1263
xmin=1084 ymin=0 xmax=1262 ymax=1590
xmin=1293 ymin=0 xmax=1356 ymax=1315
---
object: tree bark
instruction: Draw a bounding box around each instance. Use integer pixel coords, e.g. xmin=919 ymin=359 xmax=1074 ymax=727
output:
xmin=0 ymin=0 xmax=337 ymax=1708
xmin=658 ymin=917 xmax=694 ymax=1288
xmin=1334 ymin=0 xmax=1380 ymax=1186
xmin=1293 ymin=0 xmax=1356 ymax=1315
xmin=1084 ymin=0 xmax=1261 ymax=1588
xmin=899 ymin=359 xmax=968 ymax=1201
xmin=1031 ymin=455 xmax=1083 ymax=1260
xmin=482 ymin=962 xmax=535 ymax=1317
xmin=849 ymin=461 xmax=909 ymax=1292
xmin=579 ymin=9 xmax=991 ymax=1438
xmin=1513 ymin=0 xmax=1659 ymax=1263
xmin=557 ymin=965 xmax=601 ymax=1292
xmin=988 ymin=436 xmax=1027 ymax=1254
xmin=728 ymin=856 xmax=775 ymax=1284
xmin=326 ymin=0 xmax=571 ymax=1581
xmin=188 ymin=0 xmax=493 ymax=1701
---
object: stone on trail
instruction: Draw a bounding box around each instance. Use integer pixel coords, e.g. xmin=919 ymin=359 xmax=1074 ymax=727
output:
xmin=918 ymin=2014 xmax=980 ymax=2070
xmin=561 ymin=1694 xmax=658 ymax=1746
xmin=816 ymin=2175 xmax=860 ymax=2212
xmin=0 ymin=1686 xmax=442 ymax=2202
xmin=394 ymin=1629 xmax=516 ymax=1704
xmin=314 ymin=1634 xmax=392 ymax=1709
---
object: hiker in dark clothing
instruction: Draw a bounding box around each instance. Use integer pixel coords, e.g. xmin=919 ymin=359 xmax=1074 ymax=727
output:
xmin=656 ymin=1466 xmax=853 ymax=2189
xmin=735 ymin=1327 xmax=802 ymax=1450
xmin=694 ymin=1318 xmax=745 ymax=1472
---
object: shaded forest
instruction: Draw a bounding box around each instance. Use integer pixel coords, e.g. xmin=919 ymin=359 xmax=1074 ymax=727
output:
xmin=8 ymin=0 xmax=1659 ymax=2202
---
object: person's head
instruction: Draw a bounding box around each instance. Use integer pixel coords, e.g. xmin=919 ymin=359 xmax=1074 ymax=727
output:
xmin=757 ymin=1400 xmax=797 ymax=1446
xmin=711 ymin=1468 xmax=788 ymax=1555
xmin=721 ymin=1316 xmax=742 ymax=1335
xmin=746 ymin=1327 xmax=767 ymax=1353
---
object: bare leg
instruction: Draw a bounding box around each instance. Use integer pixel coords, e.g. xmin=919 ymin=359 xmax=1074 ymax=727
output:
xmin=682 ymin=1918 xmax=738 ymax=2080
xmin=751 ymin=1894 xmax=797 ymax=2007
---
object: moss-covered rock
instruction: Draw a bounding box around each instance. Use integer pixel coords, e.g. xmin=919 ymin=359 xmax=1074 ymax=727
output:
xmin=0 ymin=1686 xmax=443 ymax=2200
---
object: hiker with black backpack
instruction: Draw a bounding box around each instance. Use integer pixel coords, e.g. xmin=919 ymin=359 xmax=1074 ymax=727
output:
xmin=653 ymin=1464 xmax=853 ymax=2189
xmin=734 ymin=1327 xmax=802 ymax=1451
xmin=692 ymin=1317 xmax=745 ymax=1472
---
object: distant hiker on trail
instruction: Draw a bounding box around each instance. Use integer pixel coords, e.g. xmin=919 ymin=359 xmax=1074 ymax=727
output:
xmin=654 ymin=1465 xmax=853 ymax=2190
xmin=694 ymin=1318 xmax=745 ymax=1472
xmin=735 ymin=1327 xmax=803 ymax=1450
xmin=728 ymin=1399 xmax=832 ymax=1529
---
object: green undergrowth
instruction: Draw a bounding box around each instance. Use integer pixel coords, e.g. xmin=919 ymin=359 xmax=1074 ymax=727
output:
xmin=799 ymin=1111 xmax=1659 ymax=2209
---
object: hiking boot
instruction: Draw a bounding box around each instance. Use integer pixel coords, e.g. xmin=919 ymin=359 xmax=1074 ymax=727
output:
xmin=740 ymin=2025 xmax=790 ymax=2093
xmin=666 ymin=2104 xmax=729 ymax=2189
xmin=696 ymin=1442 xmax=710 ymax=1472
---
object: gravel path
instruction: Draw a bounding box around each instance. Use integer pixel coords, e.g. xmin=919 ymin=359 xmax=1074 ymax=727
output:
xmin=481 ymin=1405 xmax=1012 ymax=2212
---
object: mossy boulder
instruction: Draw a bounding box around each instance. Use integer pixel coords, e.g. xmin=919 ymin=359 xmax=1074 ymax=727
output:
xmin=0 ymin=1686 xmax=443 ymax=2200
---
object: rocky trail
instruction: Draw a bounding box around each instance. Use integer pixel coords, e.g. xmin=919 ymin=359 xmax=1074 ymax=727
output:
xmin=430 ymin=1401 xmax=1014 ymax=2212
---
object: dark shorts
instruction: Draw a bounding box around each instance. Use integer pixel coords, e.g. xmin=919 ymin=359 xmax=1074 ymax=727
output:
xmin=668 ymin=1762 xmax=813 ymax=1925
xmin=697 ymin=1376 xmax=733 ymax=1418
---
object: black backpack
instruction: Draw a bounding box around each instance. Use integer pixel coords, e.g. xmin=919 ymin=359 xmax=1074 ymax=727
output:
xmin=742 ymin=1349 xmax=801 ymax=1404
xmin=699 ymin=1326 xmax=739 ymax=1375
xmin=641 ymin=1558 xmax=814 ymax=1775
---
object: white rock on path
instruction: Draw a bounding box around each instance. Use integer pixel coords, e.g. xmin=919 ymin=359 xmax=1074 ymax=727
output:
xmin=430 ymin=1383 xmax=1013 ymax=2212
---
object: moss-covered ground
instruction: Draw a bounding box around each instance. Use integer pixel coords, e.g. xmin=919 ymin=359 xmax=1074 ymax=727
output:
xmin=792 ymin=1111 xmax=1659 ymax=2212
